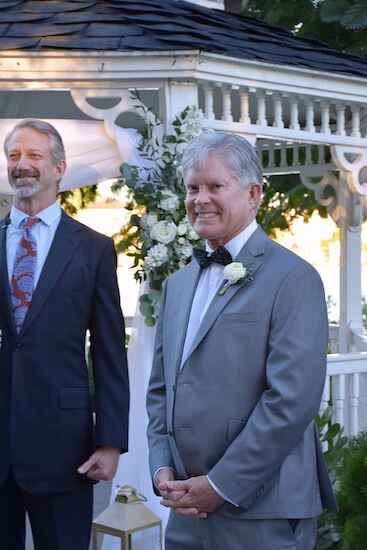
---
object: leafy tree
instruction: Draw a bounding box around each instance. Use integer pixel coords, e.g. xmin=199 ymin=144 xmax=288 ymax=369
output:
xmin=58 ymin=185 xmax=98 ymax=216
xmin=245 ymin=0 xmax=367 ymax=57
xmin=244 ymin=1 xmax=367 ymax=234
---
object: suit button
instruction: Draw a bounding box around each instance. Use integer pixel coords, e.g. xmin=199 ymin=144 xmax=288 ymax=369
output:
xmin=15 ymin=344 xmax=22 ymax=352
xmin=167 ymin=430 xmax=173 ymax=437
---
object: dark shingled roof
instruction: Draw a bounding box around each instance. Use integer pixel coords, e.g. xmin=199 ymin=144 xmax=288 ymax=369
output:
xmin=1 ymin=0 xmax=367 ymax=78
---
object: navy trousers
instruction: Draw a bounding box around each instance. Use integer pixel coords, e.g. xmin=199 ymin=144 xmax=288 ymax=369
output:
xmin=0 ymin=470 xmax=93 ymax=550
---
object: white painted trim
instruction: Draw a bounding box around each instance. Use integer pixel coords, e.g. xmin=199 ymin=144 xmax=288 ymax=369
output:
xmin=327 ymin=352 xmax=367 ymax=374
xmin=0 ymin=51 xmax=367 ymax=103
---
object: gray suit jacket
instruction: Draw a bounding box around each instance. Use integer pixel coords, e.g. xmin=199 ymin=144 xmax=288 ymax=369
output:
xmin=147 ymin=227 xmax=337 ymax=519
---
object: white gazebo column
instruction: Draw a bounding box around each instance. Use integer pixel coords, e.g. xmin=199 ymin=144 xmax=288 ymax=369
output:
xmin=299 ymin=161 xmax=363 ymax=353
xmin=331 ymin=145 xmax=367 ymax=352
xmin=337 ymin=172 xmax=363 ymax=352
xmin=159 ymin=80 xmax=199 ymax=132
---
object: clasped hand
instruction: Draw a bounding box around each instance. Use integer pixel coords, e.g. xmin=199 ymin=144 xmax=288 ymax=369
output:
xmin=156 ymin=469 xmax=224 ymax=517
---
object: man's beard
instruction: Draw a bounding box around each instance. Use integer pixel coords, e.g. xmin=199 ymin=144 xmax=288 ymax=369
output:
xmin=9 ymin=169 xmax=41 ymax=199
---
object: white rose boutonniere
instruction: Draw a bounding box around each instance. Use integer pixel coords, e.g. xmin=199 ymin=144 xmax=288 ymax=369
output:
xmin=219 ymin=261 xmax=253 ymax=296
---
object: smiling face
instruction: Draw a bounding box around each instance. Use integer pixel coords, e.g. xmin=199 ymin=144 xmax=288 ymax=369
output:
xmin=6 ymin=126 xmax=66 ymax=211
xmin=184 ymin=155 xmax=261 ymax=249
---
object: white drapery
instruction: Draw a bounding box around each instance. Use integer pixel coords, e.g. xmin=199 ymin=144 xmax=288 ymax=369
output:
xmin=102 ymin=287 xmax=169 ymax=550
xmin=0 ymin=118 xmax=140 ymax=194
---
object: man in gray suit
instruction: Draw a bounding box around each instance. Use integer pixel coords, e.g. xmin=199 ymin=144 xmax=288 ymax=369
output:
xmin=147 ymin=132 xmax=337 ymax=549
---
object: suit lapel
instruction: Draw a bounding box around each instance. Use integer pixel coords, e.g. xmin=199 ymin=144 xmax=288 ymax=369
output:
xmin=171 ymin=260 xmax=201 ymax=373
xmin=19 ymin=212 xmax=82 ymax=337
xmin=182 ymin=227 xmax=267 ymax=366
xmin=0 ymin=216 xmax=17 ymax=336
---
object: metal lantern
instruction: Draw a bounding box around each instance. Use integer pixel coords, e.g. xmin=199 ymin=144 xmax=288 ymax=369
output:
xmin=92 ymin=485 xmax=162 ymax=550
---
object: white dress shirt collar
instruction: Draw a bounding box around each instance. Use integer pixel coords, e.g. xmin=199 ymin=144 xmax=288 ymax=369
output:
xmin=206 ymin=218 xmax=258 ymax=259
xmin=10 ymin=201 xmax=62 ymax=228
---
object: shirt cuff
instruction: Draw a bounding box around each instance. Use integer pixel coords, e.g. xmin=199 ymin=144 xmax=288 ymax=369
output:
xmin=207 ymin=475 xmax=239 ymax=507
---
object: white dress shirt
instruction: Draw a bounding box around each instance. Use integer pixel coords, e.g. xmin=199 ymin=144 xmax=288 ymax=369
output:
xmin=180 ymin=219 xmax=258 ymax=505
xmin=6 ymin=202 xmax=62 ymax=287
xmin=181 ymin=219 xmax=258 ymax=368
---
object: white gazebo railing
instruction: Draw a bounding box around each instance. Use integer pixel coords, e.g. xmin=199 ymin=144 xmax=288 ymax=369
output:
xmin=325 ymin=352 xmax=367 ymax=436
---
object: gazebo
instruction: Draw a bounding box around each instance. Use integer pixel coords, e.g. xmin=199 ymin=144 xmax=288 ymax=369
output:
xmin=0 ymin=0 xmax=366 ymax=436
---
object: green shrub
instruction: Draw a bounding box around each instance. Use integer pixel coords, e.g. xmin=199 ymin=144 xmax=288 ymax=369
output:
xmin=336 ymin=431 xmax=367 ymax=550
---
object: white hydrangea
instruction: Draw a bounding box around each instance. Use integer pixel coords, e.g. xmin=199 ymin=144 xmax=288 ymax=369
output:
xmin=150 ymin=221 xmax=178 ymax=245
xmin=158 ymin=190 xmax=180 ymax=212
xmin=175 ymin=242 xmax=193 ymax=259
xmin=177 ymin=223 xmax=187 ymax=236
xmin=140 ymin=212 xmax=158 ymax=229
xmin=144 ymin=243 xmax=169 ymax=269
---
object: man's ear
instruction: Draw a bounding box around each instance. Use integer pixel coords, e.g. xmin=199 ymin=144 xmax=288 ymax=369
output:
xmin=249 ymin=183 xmax=262 ymax=208
xmin=55 ymin=160 xmax=66 ymax=182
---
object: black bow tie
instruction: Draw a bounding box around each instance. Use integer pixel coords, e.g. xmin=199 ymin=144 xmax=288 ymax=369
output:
xmin=193 ymin=246 xmax=232 ymax=269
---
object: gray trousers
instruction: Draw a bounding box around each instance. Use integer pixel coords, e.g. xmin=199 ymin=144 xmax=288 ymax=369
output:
xmin=166 ymin=512 xmax=317 ymax=550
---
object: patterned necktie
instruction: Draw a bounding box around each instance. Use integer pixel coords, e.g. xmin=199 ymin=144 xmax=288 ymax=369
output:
xmin=193 ymin=246 xmax=232 ymax=269
xmin=10 ymin=217 xmax=40 ymax=332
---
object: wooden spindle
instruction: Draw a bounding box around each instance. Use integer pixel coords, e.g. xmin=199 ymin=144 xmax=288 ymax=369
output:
xmin=336 ymin=103 xmax=346 ymax=136
xmin=239 ymin=88 xmax=251 ymax=124
xmin=305 ymin=98 xmax=315 ymax=132
xmin=256 ymin=90 xmax=267 ymax=127
xmin=350 ymin=104 xmax=361 ymax=137
xmin=221 ymin=85 xmax=233 ymax=122
xmin=305 ymin=144 xmax=312 ymax=165
xmin=318 ymin=144 xmax=325 ymax=164
xmin=273 ymin=93 xmax=284 ymax=129
xmin=280 ymin=142 xmax=287 ymax=167
xmin=289 ymin=96 xmax=300 ymax=131
xmin=203 ymin=84 xmax=215 ymax=120
xmin=257 ymin=141 xmax=264 ymax=167
xmin=350 ymin=373 xmax=360 ymax=436
xmin=320 ymin=100 xmax=331 ymax=134
xmin=268 ymin=142 xmax=275 ymax=168
xmin=293 ymin=142 xmax=299 ymax=166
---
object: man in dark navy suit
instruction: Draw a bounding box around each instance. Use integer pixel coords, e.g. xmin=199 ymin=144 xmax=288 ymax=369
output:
xmin=0 ymin=119 xmax=129 ymax=549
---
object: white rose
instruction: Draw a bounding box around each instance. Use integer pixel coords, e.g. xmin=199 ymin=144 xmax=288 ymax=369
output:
xmin=150 ymin=221 xmax=177 ymax=244
xmin=223 ymin=262 xmax=247 ymax=285
xmin=158 ymin=190 xmax=180 ymax=212
xmin=177 ymin=223 xmax=187 ymax=236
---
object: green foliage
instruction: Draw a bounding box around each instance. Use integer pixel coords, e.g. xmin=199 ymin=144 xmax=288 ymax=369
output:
xmin=246 ymin=0 xmax=367 ymax=57
xmin=336 ymin=431 xmax=367 ymax=549
xmin=58 ymin=184 xmax=98 ymax=215
xmin=114 ymin=92 xmax=204 ymax=325
xmin=315 ymin=406 xmax=349 ymax=549
xmin=258 ymin=175 xmax=328 ymax=237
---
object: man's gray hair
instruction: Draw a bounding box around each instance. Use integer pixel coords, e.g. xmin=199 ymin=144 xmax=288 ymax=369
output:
xmin=181 ymin=131 xmax=263 ymax=189
xmin=4 ymin=118 xmax=66 ymax=164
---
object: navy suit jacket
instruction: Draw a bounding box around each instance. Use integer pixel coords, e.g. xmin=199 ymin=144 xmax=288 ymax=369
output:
xmin=0 ymin=211 xmax=129 ymax=493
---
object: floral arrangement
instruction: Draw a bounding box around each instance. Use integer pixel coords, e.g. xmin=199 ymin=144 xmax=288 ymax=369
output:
xmin=114 ymin=94 xmax=204 ymax=325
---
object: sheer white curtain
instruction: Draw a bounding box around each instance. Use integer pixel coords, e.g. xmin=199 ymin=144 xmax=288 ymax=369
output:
xmin=102 ymin=285 xmax=169 ymax=550
xmin=0 ymin=119 xmax=139 ymax=194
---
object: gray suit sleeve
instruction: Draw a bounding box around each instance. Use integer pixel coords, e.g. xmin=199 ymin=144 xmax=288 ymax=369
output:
xmin=208 ymin=262 xmax=328 ymax=510
xmin=146 ymin=282 xmax=176 ymax=482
